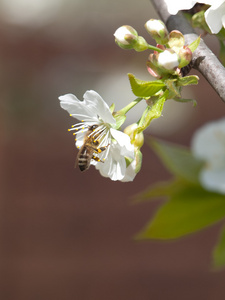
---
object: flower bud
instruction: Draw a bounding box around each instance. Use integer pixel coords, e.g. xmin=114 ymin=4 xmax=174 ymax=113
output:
xmin=147 ymin=53 xmax=162 ymax=78
xmin=114 ymin=25 xmax=138 ymax=50
xmin=145 ymin=19 xmax=169 ymax=45
xmin=134 ymin=149 xmax=143 ymax=174
xmin=178 ymin=46 xmax=192 ymax=68
xmin=124 ymin=123 xmax=144 ymax=149
xmin=157 ymin=49 xmax=180 ymax=71
xmin=168 ymin=30 xmax=185 ymax=53
xmin=134 ymin=36 xmax=149 ymax=52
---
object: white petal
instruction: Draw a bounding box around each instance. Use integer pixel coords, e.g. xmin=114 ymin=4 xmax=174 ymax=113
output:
xmin=200 ymin=169 xmax=225 ymax=194
xmin=145 ymin=19 xmax=165 ymax=32
xmin=121 ymin=159 xmax=137 ymax=182
xmin=158 ymin=50 xmax=179 ymax=70
xmin=96 ymin=143 xmax=126 ymax=181
xmin=59 ymin=90 xmax=115 ymax=125
xmin=110 ymin=128 xmax=134 ymax=159
xmin=164 ymin=0 xmax=198 ymax=15
xmin=205 ymin=1 xmax=225 ymax=34
xmin=191 ymin=118 xmax=225 ymax=163
xmin=59 ymin=93 xmax=98 ymax=122
xmin=222 ymin=14 xmax=225 ymax=28
xmin=114 ymin=27 xmax=130 ymax=45
xmin=83 ymin=90 xmax=116 ymax=125
xmin=164 ymin=0 xmax=216 ymax=15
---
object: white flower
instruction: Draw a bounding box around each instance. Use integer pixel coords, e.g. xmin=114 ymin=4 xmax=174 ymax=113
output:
xmin=164 ymin=0 xmax=225 ymax=34
xmin=164 ymin=0 xmax=214 ymax=15
xmin=58 ymin=90 xmax=135 ymax=181
xmin=158 ymin=50 xmax=180 ymax=70
xmin=205 ymin=0 xmax=225 ymax=34
xmin=191 ymin=118 xmax=225 ymax=194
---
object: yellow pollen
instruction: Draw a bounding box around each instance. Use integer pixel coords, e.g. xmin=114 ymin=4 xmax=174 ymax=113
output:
xmin=73 ymin=133 xmax=76 ymax=135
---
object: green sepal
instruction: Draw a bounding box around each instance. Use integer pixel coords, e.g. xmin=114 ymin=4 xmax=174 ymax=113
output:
xmin=128 ymin=73 xmax=165 ymax=98
xmin=135 ymin=181 xmax=225 ymax=240
xmin=109 ymin=103 xmax=115 ymax=113
xmin=113 ymin=112 xmax=126 ymax=129
xmin=188 ymin=36 xmax=201 ymax=53
xmin=216 ymin=27 xmax=225 ymax=41
xmin=212 ymin=224 xmax=225 ymax=270
xmin=134 ymin=149 xmax=143 ymax=174
xmin=149 ymin=138 xmax=204 ymax=183
xmin=177 ymin=75 xmax=199 ymax=87
xmin=125 ymin=156 xmax=133 ymax=168
xmin=219 ymin=40 xmax=225 ymax=66
xmin=191 ymin=11 xmax=211 ymax=33
xmin=164 ymin=78 xmax=181 ymax=98
xmin=173 ymin=97 xmax=197 ymax=106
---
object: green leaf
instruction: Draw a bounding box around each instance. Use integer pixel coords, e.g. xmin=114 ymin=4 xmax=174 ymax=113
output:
xmin=128 ymin=73 xmax=165 ymax=97
xmin=188 ymin=36 xmax=201 ymax=53
xmin=177 ymin=75 xmax=199 ymax=86
xmin=213 ymin=224 xmax=225 ymax=270
xmin=133 ymin=178 xmax=185 ymax=203
xmin=149 ymin=138 xmax=204 ymax=183
xmin=136 ymin=183 xmax=225 ymax=240
xmin=113 ymin=112 xmax=126 ymax=129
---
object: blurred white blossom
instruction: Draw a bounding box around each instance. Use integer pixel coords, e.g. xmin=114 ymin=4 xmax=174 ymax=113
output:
xmin=164 ymin=0 xmax=225 ymax=34
xmin=191 ymin=118 xmax=225 ymax=194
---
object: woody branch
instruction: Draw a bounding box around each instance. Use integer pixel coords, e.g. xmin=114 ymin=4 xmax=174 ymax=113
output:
xmin=151 ymin=0 xmax=225 ymax=103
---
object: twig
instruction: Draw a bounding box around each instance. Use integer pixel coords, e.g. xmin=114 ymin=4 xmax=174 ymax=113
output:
xmin=151 ymin=0 xmax=225 ymax=103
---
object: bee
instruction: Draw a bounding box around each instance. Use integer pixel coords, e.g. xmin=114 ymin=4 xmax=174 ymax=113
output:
xmin=75 ymin=125 xmax=109 ymax=172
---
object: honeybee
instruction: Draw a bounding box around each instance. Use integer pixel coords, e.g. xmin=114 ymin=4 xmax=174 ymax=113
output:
xmin=75 ymin=125 xmax=109 ymax=172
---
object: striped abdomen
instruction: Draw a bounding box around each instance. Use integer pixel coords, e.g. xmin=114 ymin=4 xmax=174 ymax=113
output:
xmin=77 ymin=146 xmax=93 ymax=172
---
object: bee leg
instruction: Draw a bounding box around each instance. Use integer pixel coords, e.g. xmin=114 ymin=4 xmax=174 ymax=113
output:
xmin=92 ymin=155 xmax=103 ymax=163
xmin=97 ymin=144 xmax=110 ymax=154
xmin=92 ymin=145 xmax=110 ymax=164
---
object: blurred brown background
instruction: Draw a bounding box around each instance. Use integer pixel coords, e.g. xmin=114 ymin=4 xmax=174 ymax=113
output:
xmin=1 ymin=0 xmax=225 ymax=299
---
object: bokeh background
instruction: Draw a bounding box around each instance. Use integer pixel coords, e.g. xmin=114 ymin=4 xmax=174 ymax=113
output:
xmin=1 ymin=0 xmax=225 ymax=299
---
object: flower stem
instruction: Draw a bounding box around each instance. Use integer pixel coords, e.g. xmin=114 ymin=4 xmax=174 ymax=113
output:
xmin=148 ymin=45 xmax=164 ymax=52
xmin=117 ymin=97 xmax=143 ymax=115
xmin=131 ymin=91 xmax=168 ymax=143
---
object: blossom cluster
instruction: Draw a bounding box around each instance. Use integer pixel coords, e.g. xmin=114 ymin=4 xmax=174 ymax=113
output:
xmin=59 ymin=18 xmax=199 ymax=182
xmin=114 ymin=20 xmax=193 ymax=79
